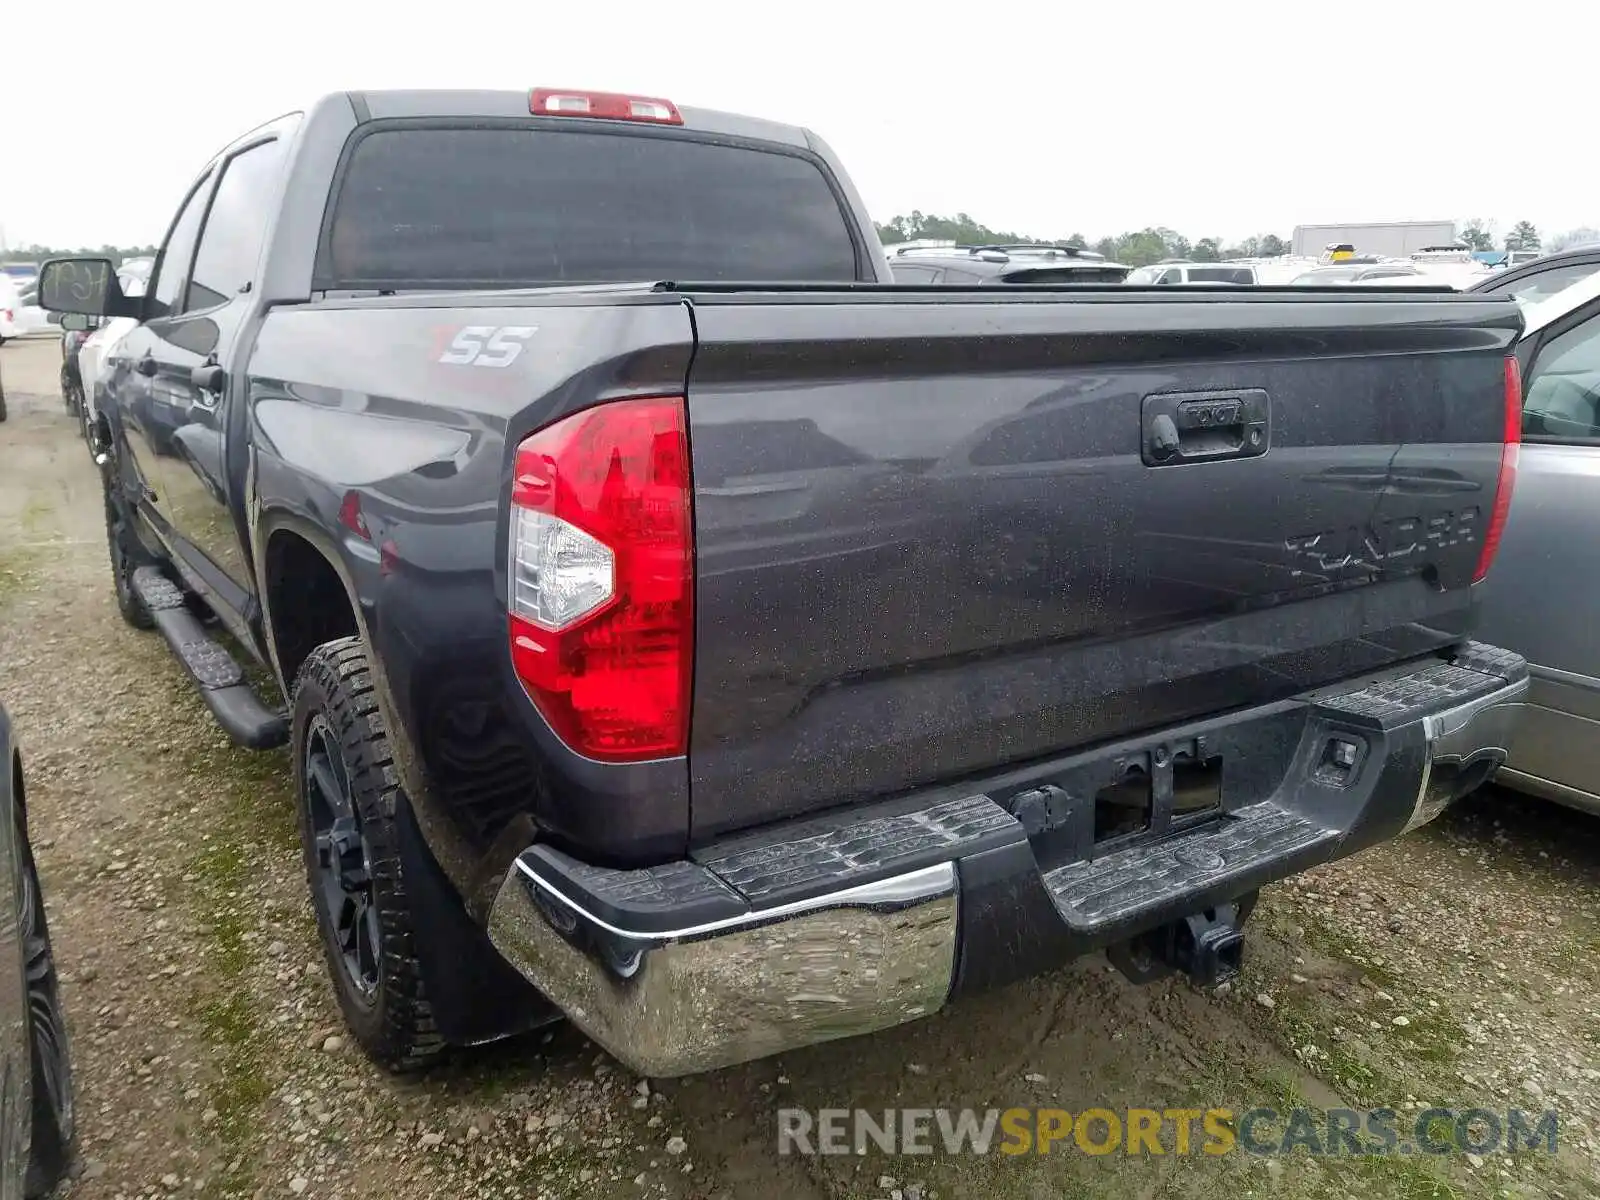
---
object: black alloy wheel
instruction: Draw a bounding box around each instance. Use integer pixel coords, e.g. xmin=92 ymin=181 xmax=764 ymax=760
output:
xmin=304 ymin=716 xmax=383 ymax=999
xmin=291 ymin=638 xmax=444 ymax=1071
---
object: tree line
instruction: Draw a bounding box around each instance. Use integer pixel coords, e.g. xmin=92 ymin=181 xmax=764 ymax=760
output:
xmin=2 ymin=244 xmax=158 ymax=267
xmin=874 ymin=212 xmax=1288 ymax=266
xmin=1458 ymin=219 xmax=1600 ymax=254
xmin=878 ymin=213 xmax=1600 ymax=264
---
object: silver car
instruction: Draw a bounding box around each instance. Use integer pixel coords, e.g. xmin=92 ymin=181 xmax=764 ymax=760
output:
xmin=1474 ymin=263 xmax=1600 ymax=813
xmin=0 ymin=701 xmax=74 ymax=1197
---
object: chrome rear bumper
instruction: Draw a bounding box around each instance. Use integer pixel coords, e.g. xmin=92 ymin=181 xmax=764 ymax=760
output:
xmin=487 ymin=859 xmax=957 ymax=1077
xmin=486 ymin=642 xmax=1528 ymax=1077
xmin=1405 ymin=672 xmax=1529 ymax=831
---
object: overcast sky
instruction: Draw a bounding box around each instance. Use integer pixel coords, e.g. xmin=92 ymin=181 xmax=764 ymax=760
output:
xmin=4 ymin=1 xmax=1596 ymax=250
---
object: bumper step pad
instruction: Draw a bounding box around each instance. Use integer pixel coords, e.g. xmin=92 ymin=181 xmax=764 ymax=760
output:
xmin=1042 ymin=802 xmax=1338 ymax=932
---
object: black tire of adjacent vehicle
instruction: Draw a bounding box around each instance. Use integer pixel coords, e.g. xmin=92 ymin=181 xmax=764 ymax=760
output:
xmin=103 ymin=487 xmax=153 ymax=630
xmin=19 ymin=809 xmax=75 ymax=1198
xmin=291 ymin=638 xmax=446 ymax=1072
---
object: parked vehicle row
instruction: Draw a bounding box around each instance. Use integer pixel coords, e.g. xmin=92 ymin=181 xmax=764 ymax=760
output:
xmin=879 ymin=244 xmax=1574 ymax=293
xmin=887 ymin=243 xmax=1131 ymax=284
xmin=1470 ymin=253 xmax=1600 ymax=815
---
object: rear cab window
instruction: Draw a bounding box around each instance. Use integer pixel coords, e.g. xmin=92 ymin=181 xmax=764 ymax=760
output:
xmin=318 ymin=124 xmax=866 ymax=288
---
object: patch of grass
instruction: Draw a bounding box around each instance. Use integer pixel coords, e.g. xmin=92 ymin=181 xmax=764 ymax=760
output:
xmin=1396 ymin=1010 xmax=1466 ymax=1067
xmin=194 ymin=991 xmax=272 ymax=1181
xmin=183 ymin=749 xmax=285 ymax=1199
xmin=18 ymin=494 xmax=53 ymax=535
xmin=1334 ymin=1153 xmax=1464 ymax=1200
xmin=1277 ymin=1004 xmax=1403 ymax=1107
xmin=1293 ymin=915 xmax=1403 ymax=990
xmin=0 ymin=546 xmax=41 ymax=601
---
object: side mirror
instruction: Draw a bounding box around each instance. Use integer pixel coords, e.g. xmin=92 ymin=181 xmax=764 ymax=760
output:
xmin=58 ymin=312 xmax=90 ymax=332
xmin=36 ymin=257 xmax=141 ymax=319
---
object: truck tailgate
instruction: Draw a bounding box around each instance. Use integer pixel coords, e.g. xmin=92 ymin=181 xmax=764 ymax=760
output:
xmin=683 ymin=290 xmax=1522 ymax=839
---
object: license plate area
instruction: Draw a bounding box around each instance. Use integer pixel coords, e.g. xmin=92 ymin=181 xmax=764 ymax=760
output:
xmin=1001 ymin=735 xmax=1227 ymax=869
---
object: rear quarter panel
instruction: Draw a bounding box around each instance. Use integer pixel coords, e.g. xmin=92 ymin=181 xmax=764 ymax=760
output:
xmin=246 ymin=295 xmax=695 ymax=898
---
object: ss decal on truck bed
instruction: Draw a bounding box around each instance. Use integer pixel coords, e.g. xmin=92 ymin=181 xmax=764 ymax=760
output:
xmin=436 ymin=325 xmax=538 ymax=368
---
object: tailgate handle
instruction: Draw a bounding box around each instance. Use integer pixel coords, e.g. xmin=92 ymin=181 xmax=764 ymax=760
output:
xmin=1142 ymin=389 xmax=1270 ymax=467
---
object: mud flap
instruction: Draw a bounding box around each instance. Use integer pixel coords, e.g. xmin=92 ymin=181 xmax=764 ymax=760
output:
xmin=395 ymin=796 xmax=562 ymax=1046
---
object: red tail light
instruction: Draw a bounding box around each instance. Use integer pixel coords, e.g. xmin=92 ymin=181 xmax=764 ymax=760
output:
xmin=507 ymin=397 xmax=693 ymax=761
xmin=1473 ymin=355 xmax=1522 ymax=583
xmin=530 ymin=88 xmax=683 ymax=126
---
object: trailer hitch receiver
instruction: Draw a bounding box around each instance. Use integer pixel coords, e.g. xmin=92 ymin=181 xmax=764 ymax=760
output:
xmin=1107 ymin=903 xmax=1245 ymax=988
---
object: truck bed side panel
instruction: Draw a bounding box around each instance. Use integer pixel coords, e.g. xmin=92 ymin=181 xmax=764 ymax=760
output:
xmin=247 ymin=295 xmax=697 ymax=889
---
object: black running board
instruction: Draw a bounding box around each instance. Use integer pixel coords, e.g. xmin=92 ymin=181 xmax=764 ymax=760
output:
xmin=131 ymin=567 xmax=288 ymax=749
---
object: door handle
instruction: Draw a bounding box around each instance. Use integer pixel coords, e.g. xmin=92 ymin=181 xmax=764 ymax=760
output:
xmin=191 ymin=363 xmax=225 ymax=393
xmin=135 ymin=354 xmax=158 ymax=378
xmin=1142 ymin=389 xmax=1271 ymax=466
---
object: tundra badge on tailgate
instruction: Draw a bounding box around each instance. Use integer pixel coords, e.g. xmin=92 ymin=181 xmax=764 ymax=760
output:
xmin=437 ymin=325 xmax=539 ymax=368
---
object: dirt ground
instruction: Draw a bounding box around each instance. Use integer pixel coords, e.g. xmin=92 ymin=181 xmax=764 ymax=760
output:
xmin=1 ymin=335 xmax=1597 ymax=1200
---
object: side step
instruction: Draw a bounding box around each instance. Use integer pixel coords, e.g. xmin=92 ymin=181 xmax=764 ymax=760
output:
xmin=1042 ymin=801 xmax=1339 ymax=934
xmin=131 ymin=567 xmax=288 ymax=750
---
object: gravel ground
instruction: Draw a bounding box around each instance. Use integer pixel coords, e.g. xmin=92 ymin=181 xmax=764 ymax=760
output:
xmin=1 ymin=336 xmax=1597 ymax=1200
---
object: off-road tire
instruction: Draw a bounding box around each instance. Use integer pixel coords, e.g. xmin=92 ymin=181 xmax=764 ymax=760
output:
xmin=19 ymin=807 xmax=75 ymax=1197
xmin=103 ymin=486 xmax=153 ymax=630
xmin=292 ymin=638 xmax=446 ymax=1072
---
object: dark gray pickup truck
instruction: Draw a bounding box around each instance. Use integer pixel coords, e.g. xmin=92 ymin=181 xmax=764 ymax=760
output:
xmin=38 ymin=87 xmax=1529 ymax=1078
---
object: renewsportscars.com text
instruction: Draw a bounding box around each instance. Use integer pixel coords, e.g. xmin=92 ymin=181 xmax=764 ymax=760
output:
xmin=776 ymin=1106 xmax=1559 ymax=1158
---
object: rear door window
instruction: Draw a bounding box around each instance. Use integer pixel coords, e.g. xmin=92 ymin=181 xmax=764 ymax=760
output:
xmin=186 ymin=139 xmax=287 ymax=311
xmin=148 ymin=173 xmax=214 ymax=317
xmin=321 ymin=126 xmax=863 ymax=287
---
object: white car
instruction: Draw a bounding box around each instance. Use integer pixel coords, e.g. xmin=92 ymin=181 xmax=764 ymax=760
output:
xmin=1125 ymin=262 xmax=1258 ymax=285
xmin=0 ymin=275 xmax=18 ymax=343
xmin=12 ymin=284 xmax=53 ymax=336
xmin=77 ymin=263 xmax=152 ymax=443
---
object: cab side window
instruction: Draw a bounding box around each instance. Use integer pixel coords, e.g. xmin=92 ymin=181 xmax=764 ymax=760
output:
xmin=187 ymin=140 xmax=287 ymax=312
xmin=888 ymin=264 xmax=942 ymax=283
xmin=1524 ymin=311 xmax=1600 ymax=442
xmin=147 ymin=173 xmax=213 ymax=318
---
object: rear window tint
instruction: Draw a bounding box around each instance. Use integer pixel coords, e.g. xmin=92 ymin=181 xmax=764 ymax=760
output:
xmin=1187 ymin=267 xmax=1254 ymax=284
xmin=322 ymin=126 xmax=862 ymax=287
